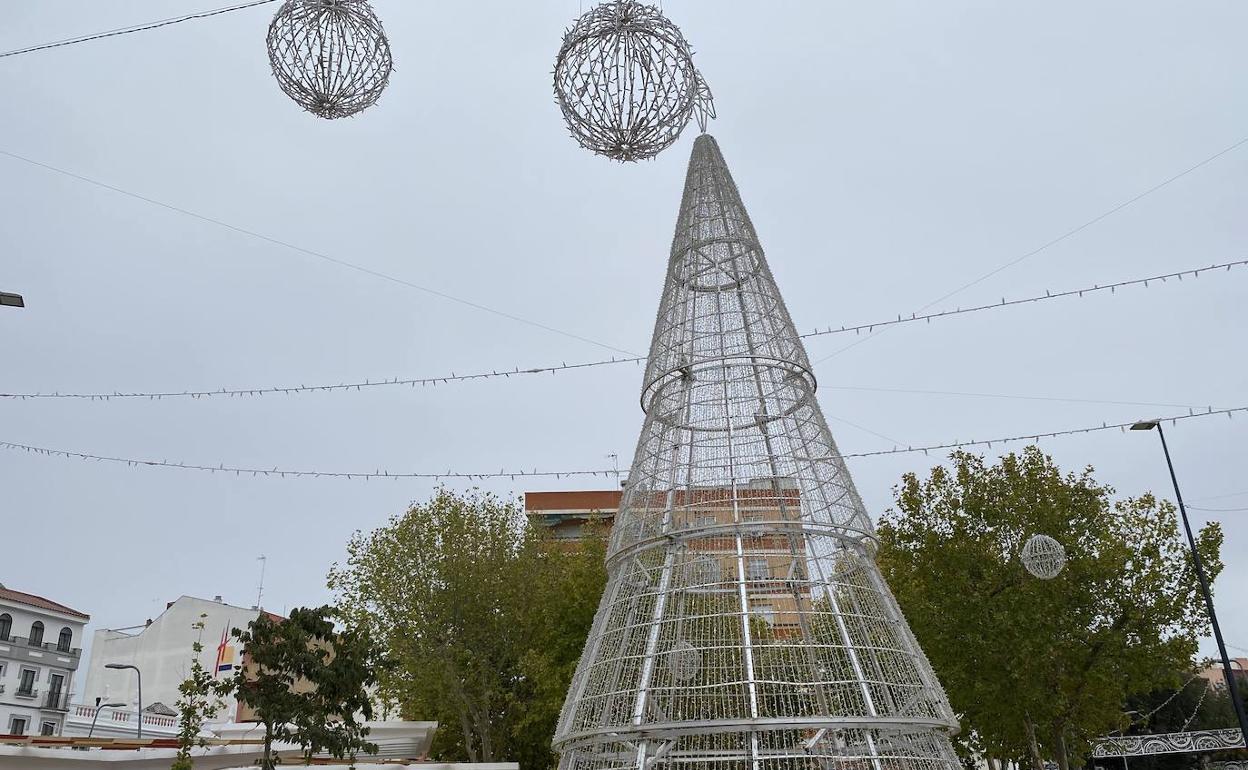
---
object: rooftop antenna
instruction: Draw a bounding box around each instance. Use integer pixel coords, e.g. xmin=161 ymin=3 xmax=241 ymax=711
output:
xmin=255 ymin=555 xmax=267 ymax=609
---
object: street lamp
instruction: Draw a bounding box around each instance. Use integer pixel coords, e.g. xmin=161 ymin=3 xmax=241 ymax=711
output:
xmin=87 ymin=700 xmax=126 ymax=738
xmin=1131 ymin=419 xmax=1248 ymax=742
xmin=0 ymin=292 xmax=23 ymax=308
xmin=104 ymin=664 xmax=143 ymax=740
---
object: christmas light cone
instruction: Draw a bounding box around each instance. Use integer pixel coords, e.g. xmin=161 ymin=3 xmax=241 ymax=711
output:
xmin=554 ymin=134 xmax=961 ymax=770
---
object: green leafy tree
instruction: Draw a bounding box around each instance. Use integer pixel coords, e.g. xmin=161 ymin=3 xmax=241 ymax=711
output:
xmin=328 ymin=487 xmax=607 ymax=770
xmin=231 ymin=605 xmax=387 ymax=769
xmin=172 ymin=615 xmax=237 ymax=770
xmin=877 ymin=447 xmax=1222 ymax=770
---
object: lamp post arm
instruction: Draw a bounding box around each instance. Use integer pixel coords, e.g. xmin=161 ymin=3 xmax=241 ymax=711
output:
xmin=1155 ymin=424 xmax=1248 ymax=741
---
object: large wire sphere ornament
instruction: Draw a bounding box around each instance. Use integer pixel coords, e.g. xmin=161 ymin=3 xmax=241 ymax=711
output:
xmin=1021 ymin=534 xmax=1068 ymax=580
xmin=553 ymin=0 xmax=708 ymax=161
xmin=267 ymin=0 xmax=393 ymax=119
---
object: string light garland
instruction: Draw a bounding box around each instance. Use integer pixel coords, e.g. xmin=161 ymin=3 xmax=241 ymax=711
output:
xmin=3 ymin=405 xmax=1243 ymax=481
xmin=3 ymin=258 xmax=1243 ymax=402
xmin=0 ymin=0 xmax=279 ymax=59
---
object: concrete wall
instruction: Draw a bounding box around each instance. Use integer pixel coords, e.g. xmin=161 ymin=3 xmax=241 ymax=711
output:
xmin=79 ymin=597 xmax=260 ymax=718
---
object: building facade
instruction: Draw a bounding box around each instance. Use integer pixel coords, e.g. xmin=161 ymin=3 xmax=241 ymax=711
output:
xmin=525 ymin=484 xmax=812 ymax=636
xmin=79 ymin=596 xmax=264 ymax=724
xmin=0 ymin=583 xmax=89 ymax=737
xmin=525 ymin=489 xmax=622 ymax=540
xmin=1199 ymin=657 xmax=1248 ymax=691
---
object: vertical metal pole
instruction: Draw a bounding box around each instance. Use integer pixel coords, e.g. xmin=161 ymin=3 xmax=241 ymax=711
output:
xmin=88 ymin=703 xmax=103 ymax=739
xmin=1155 ymin=424 xmax=1247 ymax=741
xmin=136 ymin=670 xmax=143 ymax=741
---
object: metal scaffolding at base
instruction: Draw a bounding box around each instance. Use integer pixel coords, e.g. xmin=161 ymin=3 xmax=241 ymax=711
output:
xmin=553 ymin=134 xmax=962 ymax=770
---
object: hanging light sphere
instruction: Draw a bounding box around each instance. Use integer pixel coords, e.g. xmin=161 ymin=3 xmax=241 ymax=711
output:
xmin=666 ymin=641 xmax=701 ymax=682
xmin=553 ymin=0 xmax=703 ymax=161
xmin=266 ymin=0 xmax=393 ymax=120
xmin=1021 ymin=534 xmax=1068 ymax=580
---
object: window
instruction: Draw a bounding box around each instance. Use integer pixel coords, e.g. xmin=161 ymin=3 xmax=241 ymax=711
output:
xmin=40 ymin=722 xmax=56 ymax=737
xmin=18 ymin=668 xmax=37 ymax=696
xmin=28 ymin=621 xmax=44 ymax=647
xmin=747 ymin=557 xmax=770 ymax=582
xmin=57 ymin=628 xmax=72 ymax=653
xmin=9 ymin=717 xmax=28 ymax=736
xmin=0 ymin=613 xmax=10 ymax=641
xmin=48 ymin=673 xmax=65 ymax=706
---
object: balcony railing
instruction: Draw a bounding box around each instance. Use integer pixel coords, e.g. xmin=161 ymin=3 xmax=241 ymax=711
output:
xmin=2 ymin=637 xmax=82 ymax=656
xmin=41 ymin=692 xmax=70 ymax=711
xmin=15 ymin=687 xmax=38 ymax=699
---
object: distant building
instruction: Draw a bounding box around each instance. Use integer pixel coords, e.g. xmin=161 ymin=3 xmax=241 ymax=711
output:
xmin=0 ymin=582 xmax=90 ymax=737
xmin=525 ymin=482 xmax=811 ymax=636
xmin=78 ymin=596 xmax=271 ymax=727
xmin=525 ymin=489 xmax=622 ymax=540
xmin=1199 ymin=657 xmax=1248 ymax=691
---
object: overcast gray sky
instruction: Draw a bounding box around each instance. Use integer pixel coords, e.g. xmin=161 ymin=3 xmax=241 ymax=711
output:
xmin=1 ymin=1 xmax=1245 ymax=668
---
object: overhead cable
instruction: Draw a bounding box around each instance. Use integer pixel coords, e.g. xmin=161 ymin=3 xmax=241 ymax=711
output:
xmin=813 ymin=132 xmax=1248 ymax=364
xmin=2 ymin=258 xmax=1243 ymax=402
xmin=2 ymin=404 xmax=1242 ymax=480
xmin=0 ymin=0 xmax=280 ymax=59
xmin=0 ymin=148 xmax=637 ymax=357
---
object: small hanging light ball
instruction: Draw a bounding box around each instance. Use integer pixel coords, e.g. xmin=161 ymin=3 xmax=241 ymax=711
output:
xmin=1020 ymin=534 xmax=1067 ymax=580
xmin=667 ymin=641 xmax=701 ymax=682
xmin=553 ymin=0 xmax=706 ymax=161
xmin=266 ymin=0 xmax=393 ymax=120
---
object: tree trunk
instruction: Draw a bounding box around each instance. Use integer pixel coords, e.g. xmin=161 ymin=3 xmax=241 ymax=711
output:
xmin=471 ymin=702 xmax=495 ymax=762
xmin=457 ymin=705 xmax=478 ymax=763
xmin=1056 ymin=731 xmax=1070 ymax=770
xmin=263 ymin=722 xmax=275 ymax=770
xmin=1024 ymin=716 xmax=1044 ymax=770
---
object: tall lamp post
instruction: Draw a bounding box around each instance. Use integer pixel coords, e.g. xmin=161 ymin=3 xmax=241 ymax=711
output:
xmin=1131 ymin=419 xmax=1248 ymax=742
xmin=87 ymin=699 xmax=127 ymax=738
xmin=104 ymin=664 xmax=143 ymax=740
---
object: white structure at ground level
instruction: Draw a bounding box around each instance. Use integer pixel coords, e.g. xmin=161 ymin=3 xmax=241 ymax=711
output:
xmin=61 ymin=703 xmax=179 ymax=740
xmin=0 ymin=721 xmax=466 ymax=769
xmin=79 ymin=596 xmax=267 ymax=723
xmin=0 ymin=583 xmax=89 ymax=737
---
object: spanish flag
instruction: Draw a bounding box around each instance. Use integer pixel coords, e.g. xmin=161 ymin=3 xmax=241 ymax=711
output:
xmin=214 ymin=629 xmax=236 ymax=677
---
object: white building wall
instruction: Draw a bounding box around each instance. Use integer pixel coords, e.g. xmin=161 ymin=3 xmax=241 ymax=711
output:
xmin=80 ymin=597 xmax=261 ymax=721
xmin=0 ymin=598 xmax=87 ymax=737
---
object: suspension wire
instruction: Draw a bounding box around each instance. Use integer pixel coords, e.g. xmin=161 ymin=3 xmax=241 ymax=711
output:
xmin=0 ymin=0 xmax=280 ymax=59
xmin=2 ymin=404 xmax=1243 ymax=481
xmin=3 ymin=258 xmax=1241 ymax=402
xmin=812 ymin=132 xmax=1248 ymax=365
xmin=0 ymin=148 xmax=639 ymax=357
xmin=1187 ymin=505 xmax=1248 ymax=513
xmin=1189 ymin=489 xmax=1248 ymax=503
xmin=823 ymin=386 xmax=1219 ymax=412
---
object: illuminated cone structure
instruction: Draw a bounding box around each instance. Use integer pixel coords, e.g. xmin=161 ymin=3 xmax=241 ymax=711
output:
xmin=554 ymin=135 xmax=961 ymax=770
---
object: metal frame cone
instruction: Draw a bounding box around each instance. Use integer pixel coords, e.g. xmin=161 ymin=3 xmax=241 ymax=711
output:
xmin=553 ymin=135 xmax=962 ymax=770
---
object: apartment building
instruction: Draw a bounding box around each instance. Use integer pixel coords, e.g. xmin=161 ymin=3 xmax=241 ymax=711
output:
xmin=0 ymin=583 xmax=89 ymax=736
xmin=525 ymin=482 xmax=812 ymax=636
